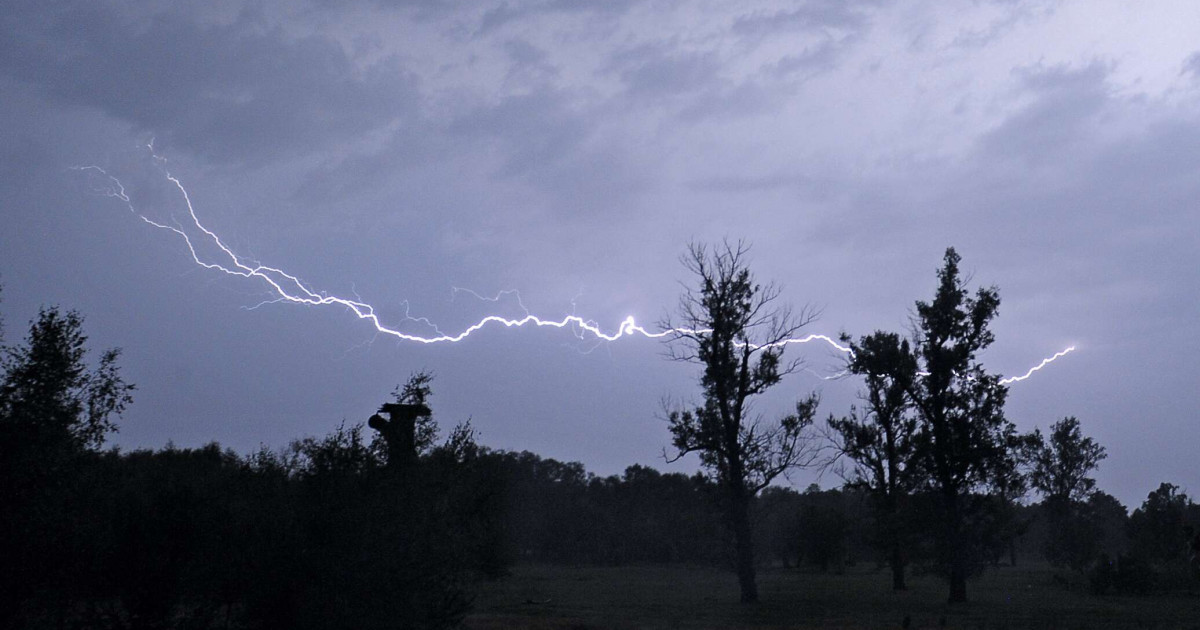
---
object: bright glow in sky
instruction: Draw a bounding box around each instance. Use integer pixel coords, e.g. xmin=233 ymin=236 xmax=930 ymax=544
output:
xmin=1 ymin=0 xmax=1198 ymax=505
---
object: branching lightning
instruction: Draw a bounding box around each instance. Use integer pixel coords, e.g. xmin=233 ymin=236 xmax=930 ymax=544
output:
xmin=999 ymin=346 xmax=1076 ymax=384
xmin=73 ymin=156 xmax=1077 ymax=385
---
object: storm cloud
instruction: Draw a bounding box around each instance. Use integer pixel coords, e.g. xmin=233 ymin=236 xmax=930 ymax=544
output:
xmin=1 ymin=0 xmax=1197 ymax=504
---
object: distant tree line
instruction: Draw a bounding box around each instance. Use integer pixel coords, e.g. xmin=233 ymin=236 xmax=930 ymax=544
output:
xmin=3 ymin=242 xmax=1200 ymax=627
xmin=0 ymin=293 xmax=503 ymax=629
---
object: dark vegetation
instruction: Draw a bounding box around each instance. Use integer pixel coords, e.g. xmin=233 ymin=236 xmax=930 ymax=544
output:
xmin=662 ymin=241 xmax=821 ymax=602
xmin=1 ymin=245 xmax=1198 ymax=629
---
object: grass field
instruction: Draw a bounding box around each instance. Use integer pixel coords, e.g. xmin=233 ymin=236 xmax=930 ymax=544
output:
xmin=464 ymin=563 xmax=1200 ymax=629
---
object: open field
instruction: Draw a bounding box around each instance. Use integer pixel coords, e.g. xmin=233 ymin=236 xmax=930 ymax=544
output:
xmin=465 ymin=564 xmax=1200 ymax=630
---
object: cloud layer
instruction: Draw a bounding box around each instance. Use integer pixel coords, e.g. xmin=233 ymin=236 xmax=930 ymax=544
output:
xmin=1 ymin=0 xmax=1197 ymax=505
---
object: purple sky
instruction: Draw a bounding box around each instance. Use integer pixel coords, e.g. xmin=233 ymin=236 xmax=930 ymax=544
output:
xmin=1 ymin=0 xmax=1197 ymax=507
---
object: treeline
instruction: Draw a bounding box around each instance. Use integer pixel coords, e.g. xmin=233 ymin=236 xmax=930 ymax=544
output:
xmin=1 ymin=414 xmax=504 ymax=628
xmin=5 ymin=245 xmax=1200 ymax=628
xmin=495 ymin=451 xmax=1200 ymax=597
xmin=0 ymin=301 xmax=504 ymax=629
xmin=4 ymin=409 xmax=1197 ymax=630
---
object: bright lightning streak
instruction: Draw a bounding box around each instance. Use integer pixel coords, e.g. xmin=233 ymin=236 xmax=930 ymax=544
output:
xmin=73 ymin=158 xmax=1076 ymax=384
xmin=999 ymin=346 xmax=1076 ymax=385
xmin=74 ymin=161 xmax=851 ymax=349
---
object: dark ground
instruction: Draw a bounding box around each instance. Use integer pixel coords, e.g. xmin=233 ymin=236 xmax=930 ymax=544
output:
xmin=465 ymin=563 xmax=1200 ymax=630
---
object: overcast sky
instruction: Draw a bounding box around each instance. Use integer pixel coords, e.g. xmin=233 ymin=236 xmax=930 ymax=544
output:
xmin=1 ymin=0 xmax=1197 ymax=507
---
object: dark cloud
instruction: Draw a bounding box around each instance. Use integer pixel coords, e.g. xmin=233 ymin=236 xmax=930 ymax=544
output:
xmin=0 ymin=0 xmax=1196 ymax=504
xmin=732 ymin=0 xmax=884 ymax=38
xmin=948 ymin=2 xmax=1054 ymax=50
xmin=601 ymin=43 xmax=796 ymax=123
xmin=765 ymin=40 xmax=842 ymax=79
xmin=612 ymin=46 xmax=723 ymax=99
xmin=977 ymin=62 xmax=1111 ymax=163
xmin=624 ymin=49 xmax=715 ymax=98
xmin=502 ymin=39 xmax=559 ymax=83
xmin=688 ymin=173 xmax=802 ymax=193
xmin=475 ymin=0 xmax=642 ymax=36
xmin=0 ymin=1 xmax=418 ymax=163
xmin=1183 ymin=51 xmax=1200 ymax=79
xmin=446 ymin=86 xmax=648 ymax=213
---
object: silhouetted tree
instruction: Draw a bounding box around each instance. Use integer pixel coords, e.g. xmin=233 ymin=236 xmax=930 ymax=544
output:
xmin=0 ymin=304 xmax=134 ymax=624
xmin=484 ymin=450 xmax=727 ymax=566
xmin=902 ymin=248 xmax=1021 ymax=603
xmin=796 ymin=485 xmax=850 ymax=573
xmin=1027 ymin=416 xmax=1106 ymax=504
xmin=0 ymin=306 xmax=133 ymax=457
xmin=756 ymin=486 xmax=805 ymax=568
xmin=1087 ymin=491 xmax=1131 ymax=556
xmin=367 ymin=371 xmax=437 ymax=470
xmin=1128 ymin=483 xmax=1195 ymax=566
xmin=395 ymin=370 xmax=439 ymax=451
xmin=663 ymin=240 xmax=820 ymax=603
xmin=1027 ymin=416 xmax=1108 ymax=572
xmin=828 ymin=330 xmax=920 ymax=589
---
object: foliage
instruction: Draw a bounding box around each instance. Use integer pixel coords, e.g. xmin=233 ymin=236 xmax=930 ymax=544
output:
xmin=0 ymin=314 xmax=505 ymax=630
xmin=0 ymin=306 xmax=134 ymax=456
xmin=831 ymin=248 xmax=1025 ymax=603
xmin=662 ymin=240 xmax=819 ymax=603
xmin=392 ymin=369 xmax=439 ymax=454
xmin=1082 ymin=483 xmax=1200 ymax=595
xmin=0 ymin=303 xmax=135 ymax=626
xmin=1027 ymin=416 xmax=1107 ymax=504
xmin=490 ymin=452 xmax=726 ymax=566
xmin=1089 ymin=553 xmax=1159 ymax=595
xmin=1025 ymin=416 xmax=1109 ymax=572
xmin=664 ymin=242 xmax=820 ymax=494
xmin=1127 ymin=483 xmax=1197 ymax=567
xmin=900 ymin=248 xmax=1021 ymax=602
xmin=827 ymin=330 xmax=920 ymax=589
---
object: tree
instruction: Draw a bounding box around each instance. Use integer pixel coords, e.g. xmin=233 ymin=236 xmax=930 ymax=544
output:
xmin=392 ymin=369 xmax=439 ymax=454
xmin=1028 ymin=417 xmax=1107 ymax=505
xmin=663 ymin=240 xmax=819 ymax=603
xmin=1128 ymin=483 xmax=1194 ymax=565
xmin=0 ymin=306 xmax=133 ymax=459
xmin=796 ymin=485 xmax=850 ymax=573
xmin=1026 ymin=416 xmax=1108 ymax=571
xmin=0 ymin=304 xmax=134 ymax=624
xmin=828 ymin=330 xmax=920 ymax=590
xmin=902 ymin=248 xmax=1020 ymax=603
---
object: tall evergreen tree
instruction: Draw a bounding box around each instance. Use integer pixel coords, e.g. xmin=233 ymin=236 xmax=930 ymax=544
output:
xmin=903 ymin=248 xmax=1020 ymax=603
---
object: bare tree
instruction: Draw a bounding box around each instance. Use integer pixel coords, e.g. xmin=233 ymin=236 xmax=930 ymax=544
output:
xmin=662 ymin=240 xmax=819 ymax=603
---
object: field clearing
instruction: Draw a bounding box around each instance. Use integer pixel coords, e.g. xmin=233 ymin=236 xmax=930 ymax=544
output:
xmin=465 ymin=563 xmax=1200 ymax=629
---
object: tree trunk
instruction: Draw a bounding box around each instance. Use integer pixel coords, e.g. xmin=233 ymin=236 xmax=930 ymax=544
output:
xmin=948 ymin=571 xmax=968 ymax=602
xmin=731 ymin=494 xmax=759 ymax=603
xmin=890 ymin=544 xmax=907 ymax=591
xmin=943 ymin=487 xmax=968 ymax=603
xmin=948 ymin=559 xmax=968 ymax=603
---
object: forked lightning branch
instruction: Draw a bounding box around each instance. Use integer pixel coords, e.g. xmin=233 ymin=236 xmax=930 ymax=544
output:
xmin=73 ymin=159 xmax=1075 ymax=386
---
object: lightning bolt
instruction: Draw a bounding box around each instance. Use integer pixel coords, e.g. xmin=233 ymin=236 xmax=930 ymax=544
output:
xmin=999 ymin=346 xmax=1076 ymax=384
xmin=73 ymin=157 xmax=1076 ymax=384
